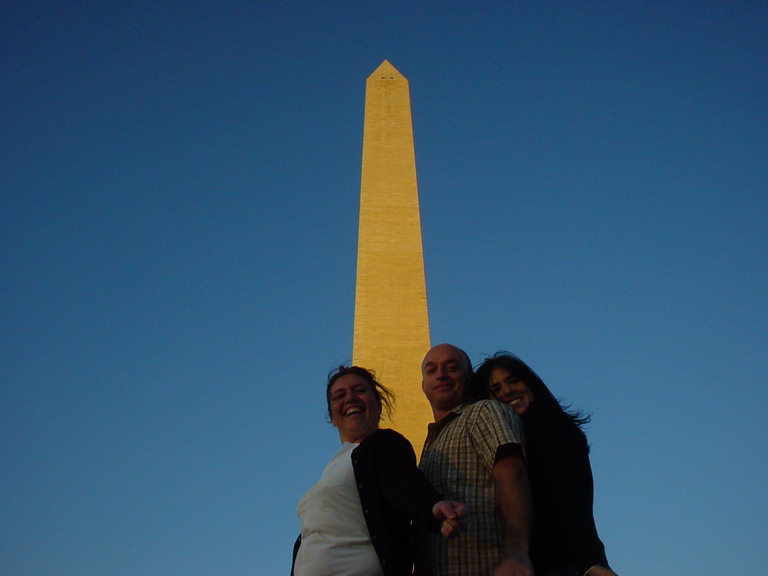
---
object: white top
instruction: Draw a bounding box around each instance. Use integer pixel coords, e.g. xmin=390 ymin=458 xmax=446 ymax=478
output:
xmin=294 ymin=442 xmax=383 ymax=576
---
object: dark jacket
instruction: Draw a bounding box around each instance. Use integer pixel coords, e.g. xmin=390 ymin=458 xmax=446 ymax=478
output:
xmin=522 ymin=401 xmax=609 ymax=576
xmin=291 ymin=429 xmax=442 ymax=576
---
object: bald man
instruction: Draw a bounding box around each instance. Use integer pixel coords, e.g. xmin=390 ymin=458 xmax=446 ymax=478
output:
xmin=418 ymin=343 xmax=532 ymax=576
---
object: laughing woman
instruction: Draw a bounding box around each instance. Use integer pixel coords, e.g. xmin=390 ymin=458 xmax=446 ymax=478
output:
xmin=475 ymin=353 xmax=618 ymax=576
xmin=291 ymin=366 xmax=466 ymax=576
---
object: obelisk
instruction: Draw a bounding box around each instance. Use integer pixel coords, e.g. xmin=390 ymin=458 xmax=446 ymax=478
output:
xmin=352 ymin=60 xmax=432 ymax=451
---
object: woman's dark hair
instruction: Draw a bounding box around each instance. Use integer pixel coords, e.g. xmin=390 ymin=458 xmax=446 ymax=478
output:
xmin=326 ymin=365 xmax=395 ymax=423
xmin=473 ymin=352 xmax=591 ymax=428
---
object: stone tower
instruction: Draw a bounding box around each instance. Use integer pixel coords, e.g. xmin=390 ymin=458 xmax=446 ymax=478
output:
xmin=352 ymin=60 xmax=432 ymax=451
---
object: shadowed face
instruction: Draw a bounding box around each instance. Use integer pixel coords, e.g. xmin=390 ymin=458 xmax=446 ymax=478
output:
xmin=421 ymin=344 xmax=469 ymax=418
xmin=329 ymin=374 xmax=381 ymax=443
xmin=487 ymin=366 xmax=535 ymax=415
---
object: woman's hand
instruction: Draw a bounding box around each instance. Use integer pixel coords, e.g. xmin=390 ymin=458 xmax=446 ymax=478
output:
xmin=432 ymin=501 xmax=468 ymax=538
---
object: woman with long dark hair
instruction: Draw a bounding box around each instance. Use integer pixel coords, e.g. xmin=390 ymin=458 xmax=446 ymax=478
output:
xmin=474 ymin=353 xmax=618 ymax=576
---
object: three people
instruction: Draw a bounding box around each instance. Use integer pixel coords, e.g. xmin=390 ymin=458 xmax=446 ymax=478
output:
xmin=292 ymin=366 xmax=466 ymax=576
xmin=294 ymin=348 xmax=618 ymax=576
xmin=475 ymin=352 xmax=618 ymax=576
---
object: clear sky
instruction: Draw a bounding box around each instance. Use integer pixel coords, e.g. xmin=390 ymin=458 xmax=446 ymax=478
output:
xmin=2 ymin=2 xmax=766 ymax=575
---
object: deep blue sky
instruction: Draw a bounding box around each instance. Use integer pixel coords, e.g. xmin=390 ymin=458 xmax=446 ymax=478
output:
xmin=2 ymin=2 xmax=766 ymax=575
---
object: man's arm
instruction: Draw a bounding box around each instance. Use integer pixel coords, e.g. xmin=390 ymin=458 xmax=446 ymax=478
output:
xmin=492 ymin=453 xmax=533 ymax=576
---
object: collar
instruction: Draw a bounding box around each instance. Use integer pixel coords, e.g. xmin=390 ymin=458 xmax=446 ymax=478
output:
xmin=424 ymin=402 xmax=473 ymax=448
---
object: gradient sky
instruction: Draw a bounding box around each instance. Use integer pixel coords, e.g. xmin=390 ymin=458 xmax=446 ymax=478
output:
xmin=2 ymin=2 xmax=766 ymax=575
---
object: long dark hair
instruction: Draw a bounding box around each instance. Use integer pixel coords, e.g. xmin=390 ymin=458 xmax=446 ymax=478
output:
xmin=325 ymin=365 xmax=395 ymax=423
xmin=473 ymin=352 xmax=591 ymax=429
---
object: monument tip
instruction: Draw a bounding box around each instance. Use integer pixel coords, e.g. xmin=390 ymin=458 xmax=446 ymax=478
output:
xmin=369 ymin=59 xmax=404 ymax=80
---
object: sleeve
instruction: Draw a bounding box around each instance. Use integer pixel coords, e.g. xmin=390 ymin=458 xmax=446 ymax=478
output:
xmin=375 ymin=430 xmax=444 ymax=528
xmin=468 ymin=400 xmax=525 ymax=471
xmin=290 ymin=534 xmax=301 ymax=576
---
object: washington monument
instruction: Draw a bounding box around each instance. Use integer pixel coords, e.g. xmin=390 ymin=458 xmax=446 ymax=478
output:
xmin=352 ymin=60 xmax=432 ymax=450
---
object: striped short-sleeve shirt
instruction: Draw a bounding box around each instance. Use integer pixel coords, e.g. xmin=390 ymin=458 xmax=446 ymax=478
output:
xmin=419 ymin=400 xmax=524 ymax=576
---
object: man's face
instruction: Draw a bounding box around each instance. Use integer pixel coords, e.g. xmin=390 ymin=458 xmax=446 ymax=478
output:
xmin=421 ymin=344 xmax=469 ymax=414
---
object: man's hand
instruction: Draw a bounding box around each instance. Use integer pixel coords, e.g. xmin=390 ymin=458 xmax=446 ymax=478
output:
xmin=431 ymin=500 xmax=468 ymax=538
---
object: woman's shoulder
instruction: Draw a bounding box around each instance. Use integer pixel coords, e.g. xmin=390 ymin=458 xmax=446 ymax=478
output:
xmin=523 ymin=413 xmax=589 ymax=458
xmin=373 ymin=428 xmax=408 ymax=442
xmin=526 ymin=400 xmax=581 ymax=426
xmin=525 ymin=403 xmax=588 ymax=450
xmin=355 ymin=428 xmax=417 ymax=466
xmin=359 ymin=428 xmax=412 ymax=450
